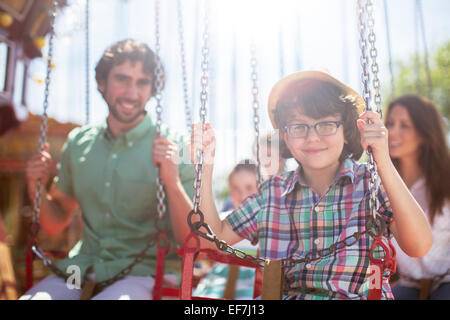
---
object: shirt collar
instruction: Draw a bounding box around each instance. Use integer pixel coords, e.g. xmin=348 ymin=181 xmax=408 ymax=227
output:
xmin=102 ymin=112 xmax=154 ymax=144
xmin=334 ymin=157 xmax=356 ymax=185
xmin=281 ymin=158 xmax=356 ymax=197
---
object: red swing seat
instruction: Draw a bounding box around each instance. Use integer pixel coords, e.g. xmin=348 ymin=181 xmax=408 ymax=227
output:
xmin=152 ymin=232 xmax=263 ymax=300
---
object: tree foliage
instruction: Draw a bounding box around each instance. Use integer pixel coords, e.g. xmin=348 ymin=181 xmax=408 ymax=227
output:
xmin=383 ymin=40 xmax=450 ymax=122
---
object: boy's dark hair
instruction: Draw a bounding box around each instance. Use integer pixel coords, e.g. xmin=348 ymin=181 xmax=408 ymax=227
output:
xmin=273 ymin=79 xmax=363 ymax=161
xmin=228 ymin=159 xmax=258 ymax=182
xmin=95 ymin=39 xmax=165 ymax=96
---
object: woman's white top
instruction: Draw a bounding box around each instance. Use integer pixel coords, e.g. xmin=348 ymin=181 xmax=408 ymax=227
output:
xmin=392 ymin=177 xmax=450 ymax=290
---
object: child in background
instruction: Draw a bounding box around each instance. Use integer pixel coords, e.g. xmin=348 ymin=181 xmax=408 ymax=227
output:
xmin=194 ymin=160 xmax=258 ymax=299
xmin=189 ymin=70 xmax=432 ymax=299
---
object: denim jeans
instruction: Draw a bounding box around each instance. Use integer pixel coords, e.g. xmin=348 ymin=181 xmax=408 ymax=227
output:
xmin=392 ymin=282 xmax=450 ymax=300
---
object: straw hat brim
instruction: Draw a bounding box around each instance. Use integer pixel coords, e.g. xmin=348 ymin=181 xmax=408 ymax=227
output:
xmin=267 ymin=70 xmax=366 ymax=129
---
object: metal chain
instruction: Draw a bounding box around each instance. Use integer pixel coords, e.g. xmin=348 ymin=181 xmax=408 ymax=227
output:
xmin=278 ymin=28 xmax=285 ymax=78
xmin=185 ymin=2 xmax=391 ymax=292
xmin=283 ymin=216 xmax=386 ymax=270
xmin=90 ymin=206 xmax=171 ymax=290
xmin=28 ymin=0 xmax=73 ymax=285
xmin=382 ymin=0 xmax=395 ymax=97
xmin=154 ymin=0 xmax=164 ymax=135
xmin=79 ymin=0 xmax=169 ymax=289
xmin=176 ymin=0 xmax=192 ymax=133
xmin=358 ymin=0 xmax=381 ymax=220
xmin=95 ymin=232 xmax=160 ymax=290
xmin=31 ymin=0 xmax=165 ymax=290
xmin=415 ymin=0 xmax=433 ymax=99
xmin=52 ymin=0 xmax=168 ymax=288
xmin=250 ymin=44 xmax=262 ymax=187
xmin=186 ymin=0 xmax=386 ymax=273
xmin=31 ymin=0 xmax=58 ymax=240
xmin=357 ymin=0 xmax=371 ymax=109
xmin=154 ymin=0 xmax=167 ymax=221
xmin=192 ymin=0 xmax=209 ymax=215
xmin=366 ymin=0 xmax=382 ymax=116
xmin=187 ymin=205 xmax=386 ymax=270
xmin=85 ymin=0 xmax=90 ymax=124
xmin=199 ymin=1 xmax=209 ymax=128
xmin=187 ymin=210 xmax=266 ymax=268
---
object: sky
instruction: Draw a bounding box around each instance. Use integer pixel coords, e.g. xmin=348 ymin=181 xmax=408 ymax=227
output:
xmin=17 ymin=0 xmax=450 ymax=182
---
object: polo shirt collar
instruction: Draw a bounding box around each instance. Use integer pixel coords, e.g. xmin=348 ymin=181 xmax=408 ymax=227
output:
xmin=102 ymin=112 xmax=154 ymax=144
xmin=123 ymin=112 xmax=154 ymax=144
xmin=281 ymin=157 xmax=356 ymax=197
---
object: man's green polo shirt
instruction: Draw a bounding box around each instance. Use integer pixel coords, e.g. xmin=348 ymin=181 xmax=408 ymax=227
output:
xmin=54 ymin=113 xmax=195 ymax=283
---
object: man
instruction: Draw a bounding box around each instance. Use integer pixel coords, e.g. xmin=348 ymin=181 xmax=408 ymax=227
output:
xmin=22 ymin=39 xmax=194 ymax=300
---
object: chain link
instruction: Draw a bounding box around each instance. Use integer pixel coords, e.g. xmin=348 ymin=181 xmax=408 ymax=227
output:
xmin=358 ymin=0 xmax=381 ymax=220
xmin=187 ymin=210 xmax=266 ymax=268
xmin=28 ymin=0 xmax=76 ymax=285
xmin=154 ymin=0 xmax=167 ymax=221
xmin=95 ymin=233 xmax=160 ymax=290
xmin=415 ymin=0 xmax=433 ymax=99
xmin=154 ymin=0 xmax=164 ymax=135
xmin=383 ymin=0 xmax=395 ymax=97
xmin=187 ymin=207 xmax=386 ymax=271
xmin=366 ymin=0 xmax=382 ymax=116
xmin=250 ymin=44 xmax=262 ymax=187
xmin=192 ymin=0 xmax=209 ymax=215
xmin=31 ymin=0 xmax=58 ymax=240
xmin=284 ymin=216 xmax=386 ymax=269
xmin=85 ymin=0 xmax=90 ymax=124
xmin=358 ymin=0 xmax=371 ymax=109
xmin=176 ymin=0 xmax=192 ymax=133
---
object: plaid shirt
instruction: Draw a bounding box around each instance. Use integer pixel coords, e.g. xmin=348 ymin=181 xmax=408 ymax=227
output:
xmin=226 ymin=158 xmax=394 ymax=300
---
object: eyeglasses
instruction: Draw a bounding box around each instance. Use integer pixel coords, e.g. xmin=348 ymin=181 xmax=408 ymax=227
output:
xmin=283 ymin=121 xmax=344 ymax=138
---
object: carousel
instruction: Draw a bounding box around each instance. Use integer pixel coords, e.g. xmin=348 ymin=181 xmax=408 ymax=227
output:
xmin=0 ymin=0 xmax=80 ymax=299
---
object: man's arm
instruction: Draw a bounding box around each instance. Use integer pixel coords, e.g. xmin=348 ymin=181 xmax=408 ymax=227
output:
xmin=37 ymin=184 xmax=79 ymax=236
xmin=153 ymin=131 xmax=243 ymax=248
xmin=26 ymin=144 xmax=79 ymax=236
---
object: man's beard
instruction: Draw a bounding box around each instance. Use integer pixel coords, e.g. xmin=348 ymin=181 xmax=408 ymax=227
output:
xmin=108 ymin=99 xmax=146 ymax=124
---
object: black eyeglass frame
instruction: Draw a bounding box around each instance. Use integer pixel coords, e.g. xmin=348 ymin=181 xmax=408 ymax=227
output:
xmin=283 ymin=120 xmax=345 ymax=138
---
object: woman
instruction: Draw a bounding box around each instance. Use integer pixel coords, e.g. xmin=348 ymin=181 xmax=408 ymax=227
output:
xmin=386 ymin=94 xmax=450 ymax=300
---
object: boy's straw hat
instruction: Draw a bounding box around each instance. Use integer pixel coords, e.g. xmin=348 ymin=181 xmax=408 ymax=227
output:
xmin=267 ymin=70 xmax=366 ymax=129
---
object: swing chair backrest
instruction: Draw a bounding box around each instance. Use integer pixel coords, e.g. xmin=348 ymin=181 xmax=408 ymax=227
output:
xmin=178 ymin=246 xmax=264 ymax=300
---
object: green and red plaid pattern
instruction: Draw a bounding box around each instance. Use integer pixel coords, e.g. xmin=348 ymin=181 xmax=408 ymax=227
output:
xmin=226 ymin=158 xmax=394 ymax=300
